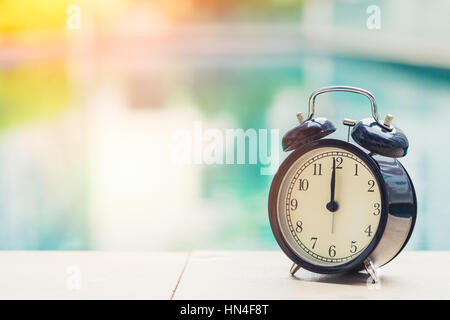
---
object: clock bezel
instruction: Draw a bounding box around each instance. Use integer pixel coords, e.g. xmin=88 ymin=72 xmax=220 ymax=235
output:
xmin=268 ymin=138 xmax=389 ymax=274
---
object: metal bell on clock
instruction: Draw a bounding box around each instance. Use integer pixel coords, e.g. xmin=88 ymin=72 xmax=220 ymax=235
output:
xmin=351 ymin=115 xmax=409 ymax=158
xmin=282 ymin=113 xmax=336 ymax=152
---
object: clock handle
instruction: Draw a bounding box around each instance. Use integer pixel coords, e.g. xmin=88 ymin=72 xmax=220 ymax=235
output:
xmin=307 ymin=86 xmax=393 ymax=132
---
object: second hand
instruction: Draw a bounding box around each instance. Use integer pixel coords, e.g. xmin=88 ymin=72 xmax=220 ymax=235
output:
xmin=332 ymin=213 xmax=335 ymax=233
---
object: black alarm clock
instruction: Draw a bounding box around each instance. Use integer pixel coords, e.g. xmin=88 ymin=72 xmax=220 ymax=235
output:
xmin=268 ymin=86 xmax=416 ymax=283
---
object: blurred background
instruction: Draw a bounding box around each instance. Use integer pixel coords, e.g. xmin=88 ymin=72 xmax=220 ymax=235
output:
xmin=0 ymin=0 xmax=448 ymax=250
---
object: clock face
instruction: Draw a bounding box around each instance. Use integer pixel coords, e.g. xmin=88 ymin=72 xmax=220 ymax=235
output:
xmin=276 ymin=144 xmax=383 ymax=267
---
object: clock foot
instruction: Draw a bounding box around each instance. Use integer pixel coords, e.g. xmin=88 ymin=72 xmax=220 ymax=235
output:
xmin=364 ymin=258 xmax=379 ymax=283
xmin=290 ymin=263 xmax=301 ymax=276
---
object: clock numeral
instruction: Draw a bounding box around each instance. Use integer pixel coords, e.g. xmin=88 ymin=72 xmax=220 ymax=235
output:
xmin=295 ymin=221 xmax=303 ymax=233
xmin=354 ymin=164 xmax=359 ymax=176
xmin=313 ymin=163 xmax=322 ymax=176
xmin=373 ymin=203 xmax=381 ymax=216
xmin=290 ymin=199 xmax=298 ymax=211
xmin=328 ymin=245 xmax=336 ymax=257
xmin=368 ymin=180 xmax=375 ymax=192
xmin=333 ymin=157 xmax=343 ymax=169
xmin=310 ymin=237 xmax=318 ymax=249
xmin=350 ymin=241 xmax=357 ymax=253
xmin=364 ymin=225 xmax=373 ymax=237
xmin=299 ymin=179 xmax=309 ymax=191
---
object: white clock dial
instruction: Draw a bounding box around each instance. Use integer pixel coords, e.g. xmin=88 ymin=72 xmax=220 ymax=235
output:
xmin=277 ymin=146 xmax=382 ymax=266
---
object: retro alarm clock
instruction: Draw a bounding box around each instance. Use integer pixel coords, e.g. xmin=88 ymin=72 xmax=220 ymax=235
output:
xmin=268 ymin=86 xmax=416 ymax=283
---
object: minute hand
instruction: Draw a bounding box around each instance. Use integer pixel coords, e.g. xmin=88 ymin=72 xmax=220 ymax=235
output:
xmin=326 ymin=158 xmax=338 ymax=212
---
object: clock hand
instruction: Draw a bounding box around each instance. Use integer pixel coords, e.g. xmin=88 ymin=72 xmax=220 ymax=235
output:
xmin=332 ymin=212 xmax=335 ymax=233
xmin=330 ymin=157 xmax=336 ymax=204
xmin=326 ymin=157 xmax=339 ymax=213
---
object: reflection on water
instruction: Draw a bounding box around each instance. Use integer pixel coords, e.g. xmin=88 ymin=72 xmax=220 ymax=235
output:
xmin=0 ymin=54 xmax=449 ymax=250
